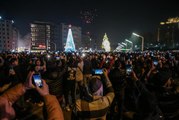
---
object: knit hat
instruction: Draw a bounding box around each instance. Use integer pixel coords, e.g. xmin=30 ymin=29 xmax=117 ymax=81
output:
xmin=88 ymin=76 xmax=102 ymax=93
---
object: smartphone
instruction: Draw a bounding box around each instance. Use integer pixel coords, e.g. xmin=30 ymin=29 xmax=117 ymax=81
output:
xmin=151 ymin=53 xmax=154 ymax=57
xmin=170 ymin=56 xmax=175 ymax=60
xmin=93 ymin=69 xmax=103 ymax=75
xmin=126 ymin=65 xmax=132 ymax=75
xmin=153 ymin=60 xmax=158 ymax=66
xmin=33 ymin=74 xmax=43 ymax=87
xmin=106 ymin=60 xmax=109 ymax=63
xmin=56 ymin=56 xmax=60 ymax=60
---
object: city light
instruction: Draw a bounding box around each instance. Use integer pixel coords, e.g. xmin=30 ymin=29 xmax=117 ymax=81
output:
xmin=17 ymin=47 xmax=26 ymax=52
xmin=82 ymin=53 xmax=86 ymax=57
xmin=125 ymin=39 xmax=133 ymax=51
xmin=132 ymin=33 xmax=140 ymax=37
xmin=122 ymin=42 xmax=127 ymax=46
xmin=119 ymin=45 xmax=124 ymax=47
xmin=125 ymin=39 xmax=132 ymax=44
xmin=118 ymin=43 xmax=124 ymax=47
xmin=47 ymin=54 xmax=51 ymax=58
xmin=132 ymin=32 xmax=144 ymax=51
xmin=0 ymin=16 xmax=2 ymax=19
xmin=161 ymin=17 xmax=179 ymax=25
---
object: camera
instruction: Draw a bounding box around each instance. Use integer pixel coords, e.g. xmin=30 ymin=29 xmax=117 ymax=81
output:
xmin=126 ymin=65 xmax=132 ymax=75
xmin=33 ymin=74 xmax=43 ymax=87
xmin=93 ymin=69 xmax=103 ymax=75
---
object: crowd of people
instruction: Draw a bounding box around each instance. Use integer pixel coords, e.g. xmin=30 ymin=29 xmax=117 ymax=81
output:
xmin=0 ymin=51 xmax=179 ymax=120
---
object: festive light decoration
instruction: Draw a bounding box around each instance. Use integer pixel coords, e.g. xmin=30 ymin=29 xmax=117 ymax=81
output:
xmin=64 ymin=28 xmax=76 ymax=52
xmin=102 ymin=33 xmax=111 ymax=52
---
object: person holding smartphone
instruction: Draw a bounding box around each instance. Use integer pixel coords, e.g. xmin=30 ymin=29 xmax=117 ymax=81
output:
xmin=73 ymin=68 xmax=115 ymax=119
xmin=31 ymin=59 xmax=46 ymax=106
xmin=0 ymin=71 xmax=64 ymax=120
xmin=123 ymin=71 xmax=163 ymax=120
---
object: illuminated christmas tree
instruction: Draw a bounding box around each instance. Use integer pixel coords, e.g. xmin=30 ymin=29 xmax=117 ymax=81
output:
xmin=102 ymin=33 xmax=111 ymax=52
xmin=64 ymin=27 xmax=76 ymax=52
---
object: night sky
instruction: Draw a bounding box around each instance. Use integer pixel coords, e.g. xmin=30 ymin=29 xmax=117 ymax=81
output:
xmin=0 ymin=0 xmax=179 ymax=44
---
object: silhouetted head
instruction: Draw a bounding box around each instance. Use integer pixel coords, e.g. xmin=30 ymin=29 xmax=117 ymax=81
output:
xmin=88 ymin=76 xmax=103 ymax=96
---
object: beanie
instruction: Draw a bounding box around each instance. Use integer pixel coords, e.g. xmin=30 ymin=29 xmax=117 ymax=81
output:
xmin=88 ymin=76 xmax=102 ymax=93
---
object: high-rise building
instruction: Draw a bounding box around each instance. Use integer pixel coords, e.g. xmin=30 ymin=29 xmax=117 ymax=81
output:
xmin=60 ymin=23 xmax=81 ymax=51
xmin=159 ymin=17 xmax=179 ymax=49
xmin=30 ymin=21 xmax=56 ymax=52
xmin=13 ymin=28 xmax=19 ymax=51
xmin=54 ymin=25 xmax=60 ymax=51
xmin=0 ymin=17 xmax=17 ymax=52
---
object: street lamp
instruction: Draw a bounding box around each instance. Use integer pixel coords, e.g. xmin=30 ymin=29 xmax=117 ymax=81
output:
xmin=121 ymin=42 xmax=127 ymax=46
xmin=121 ymin=42 xmax=127 ymax=50
xmin=118 ymin=43 xmax=124 ymax=48
xmin=132 ymin=33 xmax=144 ymax=51
xmin=121 ymin=42 xmax=127 ymax=48
xmin=115 ymin=43 xmax=124 ymax=52
xmin=118 ymin=43 xmax=124 ymax=47
xmin=125 ymin=39 xmax=133 ymax=51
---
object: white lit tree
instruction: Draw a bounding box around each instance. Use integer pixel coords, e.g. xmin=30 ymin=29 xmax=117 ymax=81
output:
xmin=102 ymin=33 xmax=111 ymax=52
xmin=64 ymin=28 xmax=76 ymax=52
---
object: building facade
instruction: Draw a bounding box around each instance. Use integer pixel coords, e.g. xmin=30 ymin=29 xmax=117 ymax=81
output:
xmin=0 ymin=17 xmax=17 ymax=52
xmin=159 ymin=17 xmax=179 ymax=49
xmin=60 ymin=23 xmax=82 ymax=51
xmin=12 ymin=28 xmax=19 ymax=51
xmin=31 ymin=21 xmax=56 ymax=52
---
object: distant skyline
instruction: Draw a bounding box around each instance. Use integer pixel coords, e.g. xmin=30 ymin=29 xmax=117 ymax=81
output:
xmin=0 ymin=0 xmax=179 ymax=44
